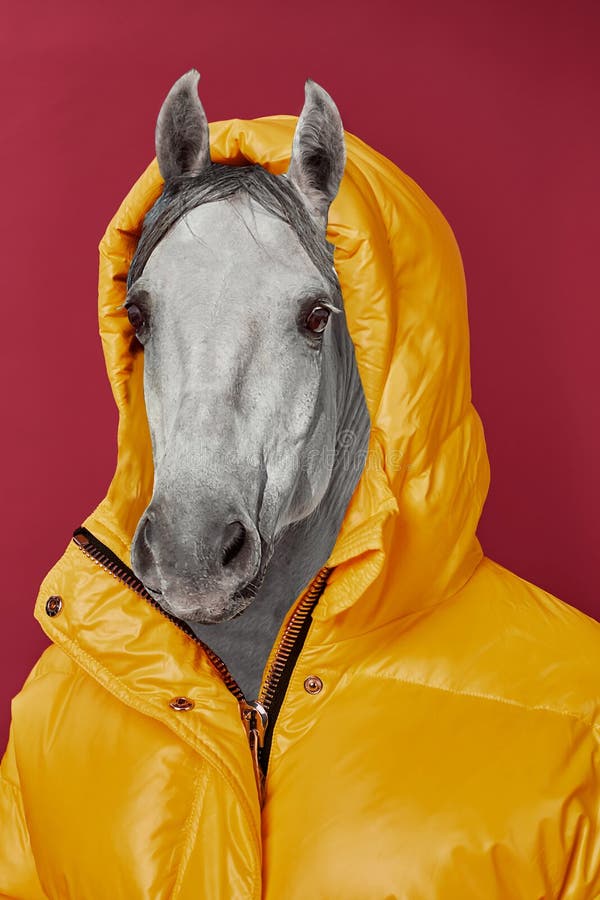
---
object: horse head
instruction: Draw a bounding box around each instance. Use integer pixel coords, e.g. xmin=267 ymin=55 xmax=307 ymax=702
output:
xmin=127 ymin=70 xmax=366 ymax=626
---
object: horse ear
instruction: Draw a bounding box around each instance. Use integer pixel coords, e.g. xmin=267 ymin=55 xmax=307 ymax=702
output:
xmin=284 ymin=79 xmax=346 ymax=226
xmin=155 ymin=69 xmax=211 ymax=181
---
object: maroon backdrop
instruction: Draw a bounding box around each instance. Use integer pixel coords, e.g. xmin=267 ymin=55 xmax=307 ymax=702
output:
xmin=1 ymin=0 xmax=598 ymax=753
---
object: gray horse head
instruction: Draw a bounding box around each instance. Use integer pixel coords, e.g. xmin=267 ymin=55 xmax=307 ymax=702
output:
xmin=127 ymin=70 xmax=363 ymax=627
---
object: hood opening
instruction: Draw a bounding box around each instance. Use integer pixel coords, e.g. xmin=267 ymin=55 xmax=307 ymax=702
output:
xmin=78 ymin=115 xmax=489 ymax=628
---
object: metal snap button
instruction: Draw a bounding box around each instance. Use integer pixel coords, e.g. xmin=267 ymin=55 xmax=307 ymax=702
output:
xmin=169 ymin=696 xmax=195 ymax=711
xmin=45 ymin=595 xmax=63 ymax=617
xmin=303 ymin=675 xmax=323 ymax=695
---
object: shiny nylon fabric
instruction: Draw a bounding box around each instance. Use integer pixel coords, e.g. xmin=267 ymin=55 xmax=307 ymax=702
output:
xmin=1 ymin=117 xmax=600 ymax=898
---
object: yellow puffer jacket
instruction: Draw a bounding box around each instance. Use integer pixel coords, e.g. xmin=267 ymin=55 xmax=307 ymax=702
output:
xmin=2 ymin=116 xmax=600 ymax=900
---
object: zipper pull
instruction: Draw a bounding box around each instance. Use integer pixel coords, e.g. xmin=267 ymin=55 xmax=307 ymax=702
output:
xmin=72 ymin=530 xmax=91 ymax=549
xmin=240 ymin=700 xmax=268 ymax=806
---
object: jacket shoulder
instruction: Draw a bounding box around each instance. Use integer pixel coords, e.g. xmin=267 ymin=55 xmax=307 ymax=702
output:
xmin=443 ymin=555 xmax=600 ymax=724
xmin=22 ymin=642 xmax=78 ymax=684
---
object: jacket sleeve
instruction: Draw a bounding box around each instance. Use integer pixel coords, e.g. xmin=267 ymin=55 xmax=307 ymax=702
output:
xmin=559 ymin=721 xmax=600 ymax=899
xmin=0 ymin=687 xmax=47 ymax=898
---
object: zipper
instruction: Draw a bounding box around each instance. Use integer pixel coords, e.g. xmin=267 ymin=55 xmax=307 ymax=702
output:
xmin=71 ymin=525 xmax=329 ymax=806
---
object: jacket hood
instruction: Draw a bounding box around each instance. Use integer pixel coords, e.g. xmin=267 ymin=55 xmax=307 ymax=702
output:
xmin=36 ymin=115 xmax=490 ymax=640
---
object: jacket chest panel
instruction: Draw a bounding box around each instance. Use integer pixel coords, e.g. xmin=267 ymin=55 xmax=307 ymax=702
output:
xmin=261 ymin=675 xmax=583 ymax=898
xmin=11 ymin=659 xmax=263 ymax=899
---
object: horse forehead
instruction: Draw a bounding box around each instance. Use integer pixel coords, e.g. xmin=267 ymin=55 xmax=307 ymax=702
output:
xmin=157 ymin=197 xmax=318 ymax=278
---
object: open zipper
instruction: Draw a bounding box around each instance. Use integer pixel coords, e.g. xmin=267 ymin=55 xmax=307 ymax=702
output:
xmin=71 ymin=525 xmax=330 ymax=806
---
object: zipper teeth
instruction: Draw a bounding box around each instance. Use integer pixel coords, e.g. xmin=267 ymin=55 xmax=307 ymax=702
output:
xmin=258 ymin=566 xmax=329 ymax=710
xmin=71 ymin=527 xmax=330 ymax=716
xmin=72 ymin=528 xmax=246 ymax=703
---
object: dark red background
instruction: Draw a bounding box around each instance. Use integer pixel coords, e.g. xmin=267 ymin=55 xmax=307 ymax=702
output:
xmin=1 ymin=0 xmax=598 ymax=753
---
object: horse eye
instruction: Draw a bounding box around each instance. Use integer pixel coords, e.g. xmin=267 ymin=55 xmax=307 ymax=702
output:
xmin=126 ymin=304 xmax=144 ymax=331
xmin=305 ymin=305 xmax=330 ymax=334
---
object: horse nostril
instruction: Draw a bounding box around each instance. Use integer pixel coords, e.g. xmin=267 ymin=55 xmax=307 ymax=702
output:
xmin=221 ymin=520 xmax=247 ymax=567
xmin=142 ymin=515 xmax=153 ymax=546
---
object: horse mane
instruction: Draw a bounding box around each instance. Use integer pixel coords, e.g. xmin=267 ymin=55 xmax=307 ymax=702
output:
xmin=127 ymin=162 xmax=340 ymax=296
